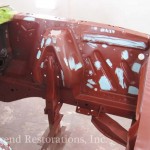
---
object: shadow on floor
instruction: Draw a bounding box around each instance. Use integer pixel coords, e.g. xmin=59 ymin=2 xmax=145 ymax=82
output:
xmin=0 ymin=98 xmax=130 ymax=150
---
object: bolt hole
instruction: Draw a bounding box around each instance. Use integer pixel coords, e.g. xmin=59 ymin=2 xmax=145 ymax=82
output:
xmin=85 ymin=103 xmax=89 ymax=107
xmin=10 ymin=89 xmax=15 ymax=92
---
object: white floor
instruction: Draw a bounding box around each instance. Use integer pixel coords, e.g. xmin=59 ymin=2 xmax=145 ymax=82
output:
xmin=0 ymin=98 xmax=131 ymax=150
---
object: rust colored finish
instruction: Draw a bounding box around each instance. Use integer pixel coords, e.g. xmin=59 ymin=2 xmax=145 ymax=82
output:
xmin=92 ymin=114 xmax=127 ymax=146
xmin=0 ymin=13 xmax=150 ymax=150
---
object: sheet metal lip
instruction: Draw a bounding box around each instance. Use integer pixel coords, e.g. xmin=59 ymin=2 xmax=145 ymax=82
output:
xmin=82 ymin=34 xmax=147 ymax=50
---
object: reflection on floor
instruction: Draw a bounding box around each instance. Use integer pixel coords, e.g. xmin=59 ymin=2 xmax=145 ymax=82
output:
xmin=0 ymin=98 xmax=131 ymax=150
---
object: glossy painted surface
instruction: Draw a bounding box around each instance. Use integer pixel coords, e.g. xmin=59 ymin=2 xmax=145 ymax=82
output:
xmin=0 ymin=12 xmax=150 ymax=150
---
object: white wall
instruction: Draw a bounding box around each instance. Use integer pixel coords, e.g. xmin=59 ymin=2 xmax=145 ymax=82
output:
xmin=1 ymin=0 xmax=150 ymax=34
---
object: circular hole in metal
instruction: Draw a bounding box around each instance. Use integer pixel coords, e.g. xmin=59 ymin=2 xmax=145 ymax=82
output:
xmin=94 ymin=88 xmax=98 ymax=91
xmin=10 ymin=89 xmax=15 ymax=92
xmin=85 ymin=103 xmax=89 ymax=107
xmin=138 ymin=53 xmax=145 ymax=60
